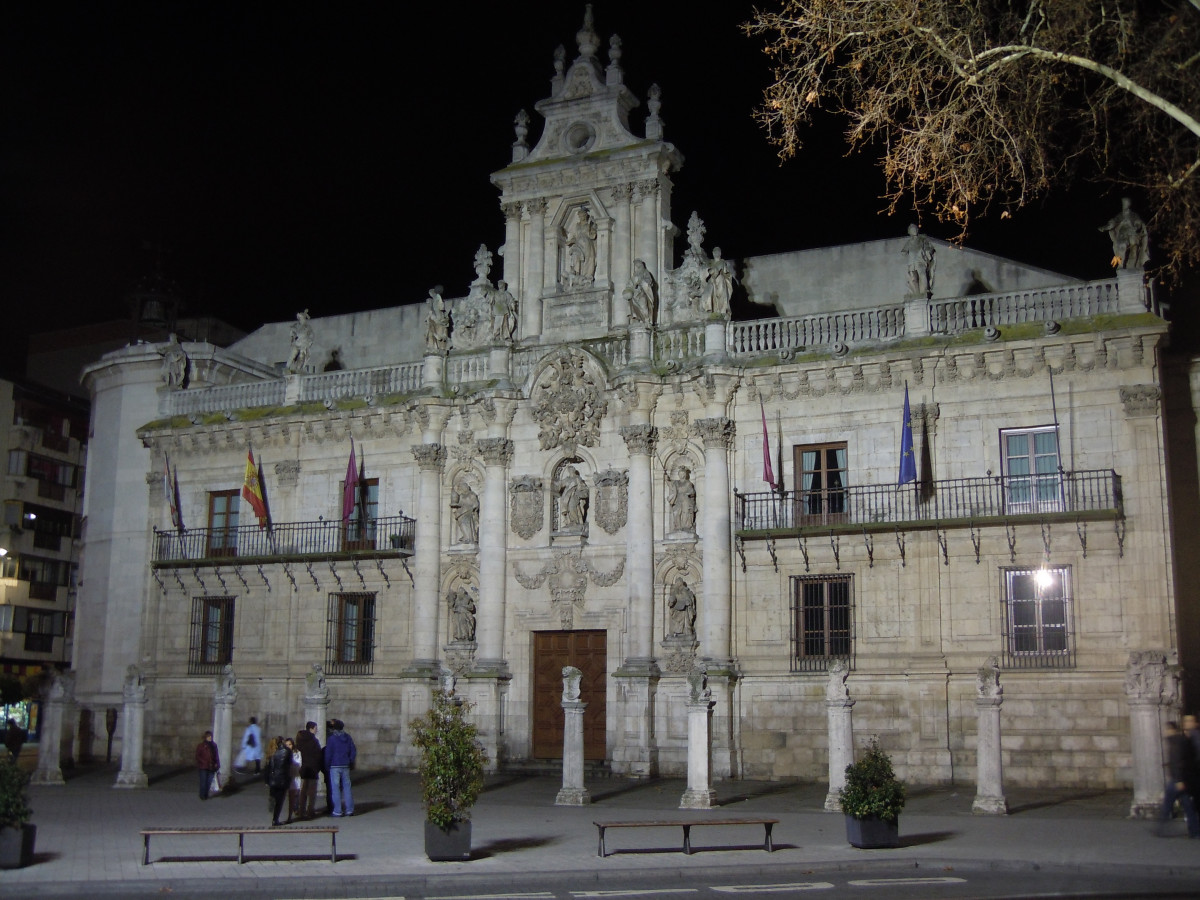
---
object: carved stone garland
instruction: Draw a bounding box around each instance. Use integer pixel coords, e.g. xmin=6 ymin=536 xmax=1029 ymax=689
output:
xmin=514 ymin=549 xmax=625 ymax=629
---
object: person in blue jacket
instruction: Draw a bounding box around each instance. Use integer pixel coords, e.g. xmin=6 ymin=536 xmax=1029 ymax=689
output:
xmin=324 ymin=719 xmax=357 ymax=817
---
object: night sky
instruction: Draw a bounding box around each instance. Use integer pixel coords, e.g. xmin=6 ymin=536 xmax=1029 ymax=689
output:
xmin=2 ymin=2 xmax=1148 ymax=374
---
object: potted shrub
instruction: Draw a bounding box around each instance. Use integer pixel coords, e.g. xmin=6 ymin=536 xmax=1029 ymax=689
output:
xmin=838 ymin=738 xmax=906 ymax=849
xmin=0 ymin=757 xmax=35 ymax=868
xmin=409 ymin=689 xmax=487 ymax=861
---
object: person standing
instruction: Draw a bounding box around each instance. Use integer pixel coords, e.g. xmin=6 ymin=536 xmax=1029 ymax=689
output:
xmin=325 ymin=719 xmax=357 ymax=817
xmin=194 ymin=730 xmax=220 ymax=800
xmin=294 ymin=721 xmax=323 ymax=820
xmin=264 ymin=735 xmax=291 ymax=826
xmin=285 ymin=737 xmax=301 ymax=824
xmin=4 ymin=718 xmax=26 ymax=762
xmin=1157 ymin=720 xmax=1199 ymax=838
xmin=240 ymin=716 xmax=263 ymax=774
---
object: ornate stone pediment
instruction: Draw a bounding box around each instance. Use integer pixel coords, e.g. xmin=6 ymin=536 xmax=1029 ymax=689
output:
xmin=593 ymin=468 xmax=628 ymax=534
xmin=530 ymin=350 xmax=608 ymax=453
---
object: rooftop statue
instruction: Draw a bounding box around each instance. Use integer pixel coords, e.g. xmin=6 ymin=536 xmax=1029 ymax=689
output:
xmin=424 ymin=286 xmax=449 ymax=355
xmin=1100 ymin=197 xmax=1149 ymax=270
xmin=286 ymin=309 xmax=313 ymax=373
xmin=703 ymin=248 xmax=735 ymax=319
xmin=160 ymin=333 xmax=188 ymax=388
xmin=626 ymin=259 xmax=658 ymax=326
xmin=902 ymin=225 xmax=935 ymax=299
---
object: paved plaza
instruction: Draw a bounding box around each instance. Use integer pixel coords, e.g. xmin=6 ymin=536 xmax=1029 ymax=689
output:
xmin=4 ymin=761 xmax=1200 ymax=898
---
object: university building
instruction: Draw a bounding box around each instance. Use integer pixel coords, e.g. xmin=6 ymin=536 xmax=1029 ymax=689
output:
xmin=71 ymin=10 xmax=1192 ymax=791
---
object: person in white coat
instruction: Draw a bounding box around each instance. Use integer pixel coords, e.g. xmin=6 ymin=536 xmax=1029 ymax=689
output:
xmin=239 ymin=716 xmax=263 ymax=774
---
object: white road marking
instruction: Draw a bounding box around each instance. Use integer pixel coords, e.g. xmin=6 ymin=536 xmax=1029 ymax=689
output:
xmin=429 ymin=894 xmax=555 ymax=900
xmin=712 ymin=883 xmax=835 ymax=893
xmin=572 ymin=891 xmax=699 ymax=898
xmin=847 ymin=877 xmax=967 ymax=886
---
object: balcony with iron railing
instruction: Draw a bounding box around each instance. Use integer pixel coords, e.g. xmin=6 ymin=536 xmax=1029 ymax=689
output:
xmin=735 ymin=469 xmax=1122 ymax=537
xmin=151 ymin=514 xmax=416 ymax=567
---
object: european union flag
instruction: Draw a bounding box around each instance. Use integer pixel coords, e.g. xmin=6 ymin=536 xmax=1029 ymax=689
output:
xmin=898 ymin=384 xmax=917 ymax=485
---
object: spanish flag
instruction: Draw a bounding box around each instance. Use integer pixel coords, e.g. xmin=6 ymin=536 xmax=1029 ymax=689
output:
xmin=242 ymin=447 xmax=269 ymax=528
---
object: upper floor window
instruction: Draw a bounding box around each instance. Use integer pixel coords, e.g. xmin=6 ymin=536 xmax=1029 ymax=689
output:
xmin=342 ymin=478 xmax=379 ymax=550
xmin=189 ymin=595 xmax=234 ymax=674
xmin=326 ymin=592 xmax=376 ymax=675
xmin=790 ymin=574 xmax=853 ymax=673
xmin=207 ymin=490 xmax=240 ymax=557
xmin=1001 ymin=426 xmax=1062 ymax=514
xmin=795 ymin=442 xmax=848 ymax=524
xmin=1002 ymin=566 xmax=1074 ymax=668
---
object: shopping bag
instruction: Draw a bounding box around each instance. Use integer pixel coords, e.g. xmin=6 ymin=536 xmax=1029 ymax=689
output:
xmin=234 ymin=748 xmax=247 ymax=769
xmin=210 ymin=772 xmax=222 ymax=796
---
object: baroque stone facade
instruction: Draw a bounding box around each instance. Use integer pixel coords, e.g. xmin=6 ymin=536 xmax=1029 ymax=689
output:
xmin=69 ymin=10 xmax=1193 ymax=793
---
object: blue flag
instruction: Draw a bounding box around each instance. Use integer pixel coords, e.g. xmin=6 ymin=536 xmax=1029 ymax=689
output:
xmin=898 ymin=384 xmax=916 ymax=485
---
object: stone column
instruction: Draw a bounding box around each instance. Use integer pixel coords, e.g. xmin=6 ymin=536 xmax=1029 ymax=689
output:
xmin=703 ymin=321 xmax=728 ymax=363
xmin=634 ymin=180 xmax=659 ymax=276
xmin=475 ymin=437 xmax=513 ymax=667
xmin=1125 ymin=650 xmax=1181 ymax=818
xmin=114 ymin=665 xmax=148 ymax=789
xmin=611 ymin=183 xmax=633 ymax=326
xmin=628 ymin=323 xmax=651 ymax=366
xmin=556 ymin=667 xmax=590 ymax=806
xmin=31 ymin=671 xmax=73 ymax=786
xmin=621 ymin=423 xmax=656 ymax=664
xmin=501 ymin=201 xmax=523 ymax=325
xmin=680 ymin=667 xmax=716 ymax=809
xmin=823 ymin=661 xmax=855 ymax=811
xmin=303 ymin=664 xmax=331 ymax=748
xmin=972 ymin=657 xmax=1007 ymax=814
xmin=411 ymin=442 xmax=447 ymax=669
xmin=693 ymin=417 xmax=734 ymax=665
xmin=527 ymin=198 xmax=547 ymax=337
xmin=211 ymin=664 xmax=238 ymax=788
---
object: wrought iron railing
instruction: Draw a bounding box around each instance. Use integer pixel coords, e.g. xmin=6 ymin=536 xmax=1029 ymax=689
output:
xmin=152 ymin=514 xmax=416 ymax=565
xmin=735 ymin=470 xmax=1121 ymax=533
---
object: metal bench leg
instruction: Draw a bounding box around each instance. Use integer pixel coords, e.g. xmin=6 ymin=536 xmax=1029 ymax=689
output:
xmin=683 ymin=824 xmax=692 ymax=855
xmin=597 ymin=826 xmax=606 ymax=858
xmin=143 ymin=834 xmax=150 ymax=866
xmin=331 ymin=830 xmax=337 ymax=863
xmin=238 ymin=831 xmax=245 ymax=864
xmin=764 ymin=822 xmax=774 ymax=852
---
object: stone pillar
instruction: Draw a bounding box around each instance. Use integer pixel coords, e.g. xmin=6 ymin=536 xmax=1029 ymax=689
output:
xmin=904 ymin=297 xmax=931 ymax=337
xmin=1125 ymin=649 xmax=1181 ymax=818
xmin=488 ymin=345 xmax=512 ymax=387
xmin=475 ymin=438 xmax=513 ymax=667
xmin=680 ymin=667 xmax=716 ymax=809
xmin=303 ymin=664 xmax=331 ymax=748
xmin=211 ymin=664 xmax=238 ymax=788
xmin=501 ymin=201 xmax=523 ymax=327
xmin=628 ymin=323 xmax=651 ymax=366
xmin=527 ymin=198 xmax=547 ymax=337
xmin=620 ymin=423 xmax=656 ymax=663
xmin=411 ymin=442 xmax=447 ymax=668
xmin=114 ymin=665 xmax=149 ymax=789
xmin=422 ymin=352 xmax=445 ymax=389
xmin=634 ymin=180 xmax=659 ymax=276
xmin=611 ymin=183 xmax=633 ymax=326
xmin=703 ymin=321 xmax=727 ymax=363
xmin=31 ymin=671 xmax=73 ymax=786
xmin=556 ymin=667 xmax=590 ymax=805
xmin=972 ymin=657 xmax=1007 ymax=814
xmin=693 ymin=417 xmax=734 ymax=665
xmin=823 ymin=661 xmax=854 ymax=811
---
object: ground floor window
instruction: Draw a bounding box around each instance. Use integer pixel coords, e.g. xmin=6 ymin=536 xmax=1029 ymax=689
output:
xmin=326 ymin=592 xmax=375 ymax=675
xmin=189 ymin=596 xmax=234 ymax=674
xmin=1002 ymin=566 xmax=1074 ymax=668
xmin=790 ymin=574 xmax=853 ymax=672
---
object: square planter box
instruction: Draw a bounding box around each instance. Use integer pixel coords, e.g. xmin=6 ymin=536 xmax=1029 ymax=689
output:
xmin=424 ymin=819 xmax=471 ymax=861
xmin=845 ymin=814 xmax=899 ymax=849
xmin=0 ymin=823 xmax=36 ymax=869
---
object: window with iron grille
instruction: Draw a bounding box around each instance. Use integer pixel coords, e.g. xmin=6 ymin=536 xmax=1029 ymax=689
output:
xmin=189 ymin=596 xmax=234 ymax=675
xmin=1002 ymin=566 xmax=1074 ymax=668
xmin=326 ymin=592 xmax=375 ymax=675
xmin=790 ymin=574 xmax=853 ymax=672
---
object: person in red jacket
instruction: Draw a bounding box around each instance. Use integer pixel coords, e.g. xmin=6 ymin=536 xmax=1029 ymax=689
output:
xmin=194 ymin=730 xmax=220 ymax=800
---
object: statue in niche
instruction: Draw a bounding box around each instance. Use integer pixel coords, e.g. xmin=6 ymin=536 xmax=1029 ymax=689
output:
xmin=562 ymin=207 xmax=597 ymax=288
xmin=626 ymin=259 xmax=658 ymax=326
xmin=449 ymin=587 xmax=476 ymax=643
xmin=286 ymin=309 xmax=313 ymax=373
xmin=491 ymin=280 xmax=517 ymax=343
xmin=667 ymin=465 xmax=696 ymax=533
xmin=703 ymin=248 xmax=735 ymax=318
xmin=668 ymin=577 xmax=697 ymax=637
xmin=424 ymin=286 xmax=449 ymax=354
xmin=1099 ymin=197 xmax=1149 ymax=269
xmin=160 ymin=333 xmax=188 ymax=388
xmin=450 ymin=477 xmax=480 ymax=544
xmin=555 ymin=465 xmax=589 ymax=528
xmin=902 ymin=225 xmax=935 ymax=299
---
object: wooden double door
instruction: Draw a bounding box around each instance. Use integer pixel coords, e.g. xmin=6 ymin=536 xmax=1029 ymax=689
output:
xmin=531 ymin=630 xmax=607 ymax=760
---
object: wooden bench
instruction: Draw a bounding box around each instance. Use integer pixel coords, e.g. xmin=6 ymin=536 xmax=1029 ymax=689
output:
xmin=140 ymin=825 xmax=338 ymax=865
xmin=593 ymin=817 xmax=778 ymax=857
